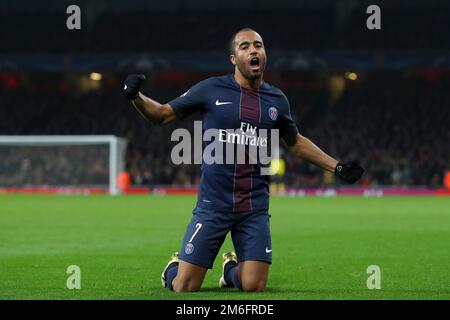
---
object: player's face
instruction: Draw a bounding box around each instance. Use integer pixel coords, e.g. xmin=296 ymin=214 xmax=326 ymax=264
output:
xmin=230 ymin=31 xmax=267 ymax=80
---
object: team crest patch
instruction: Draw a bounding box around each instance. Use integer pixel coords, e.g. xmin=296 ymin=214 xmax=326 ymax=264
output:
xmin=185 ymin=243 xmax=194 ymax=255
xmin=268 ymin=107 xmax=278 ymax=121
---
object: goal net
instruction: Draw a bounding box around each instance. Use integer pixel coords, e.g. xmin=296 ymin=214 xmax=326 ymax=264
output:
xmin=0 ymin=135 xmax=127 ymax=195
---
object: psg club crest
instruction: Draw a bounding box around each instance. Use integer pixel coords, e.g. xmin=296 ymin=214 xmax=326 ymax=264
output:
xmin=268 ymin=107 xmax=278 ymax=121
xmin=185 ymin=243 xmax=194 ymax=255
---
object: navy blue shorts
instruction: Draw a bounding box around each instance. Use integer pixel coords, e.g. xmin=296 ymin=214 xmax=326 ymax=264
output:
xmin=178 ymin=207 xmax=272 ymax=269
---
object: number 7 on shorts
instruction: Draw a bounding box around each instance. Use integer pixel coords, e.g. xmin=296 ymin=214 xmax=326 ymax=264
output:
xmin=189 ymin=223 xmax=202 ymax=243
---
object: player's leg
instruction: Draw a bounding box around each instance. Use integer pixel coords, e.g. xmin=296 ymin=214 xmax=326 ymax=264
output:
xmin=239 ymin=260 xmax=270 ymax=292
xmin=172 ymin=260 xmax=207 ymax=292
xmin=220 ymin=254 xmax=270 ymax=291
xmin=223 ymin=211 xmax=272 ymax=292
xmin=162 ymin=208 xmax=229 ymax=292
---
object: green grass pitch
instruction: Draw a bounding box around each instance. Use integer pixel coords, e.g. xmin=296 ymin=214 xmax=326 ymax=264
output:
xmin=0 ymin=194 xmax=449 ymax=300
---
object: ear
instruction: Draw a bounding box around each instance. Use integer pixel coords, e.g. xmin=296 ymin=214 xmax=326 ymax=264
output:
xmin=230 ymin=54 xmax=236 ymax=66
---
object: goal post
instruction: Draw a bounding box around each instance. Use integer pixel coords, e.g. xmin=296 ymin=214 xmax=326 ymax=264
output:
xmin=0 ymin=135 xmax=128 ymax=195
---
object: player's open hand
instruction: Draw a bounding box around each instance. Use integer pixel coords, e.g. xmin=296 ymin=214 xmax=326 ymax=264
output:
xmin=124 ymin=74 xmax=146 ymax=100
xmin=334 ymin=160 xmax=364 ymax=184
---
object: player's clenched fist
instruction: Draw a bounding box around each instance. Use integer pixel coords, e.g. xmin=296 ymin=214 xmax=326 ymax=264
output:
xmin=334 ymin=160 xmax=364 ymax=184
xmin=124 ymin=74 xmax=146 ymax=100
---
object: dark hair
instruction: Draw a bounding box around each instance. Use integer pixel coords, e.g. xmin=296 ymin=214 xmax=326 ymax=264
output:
xmin=229 ymin=27 xmax=257 ymax=54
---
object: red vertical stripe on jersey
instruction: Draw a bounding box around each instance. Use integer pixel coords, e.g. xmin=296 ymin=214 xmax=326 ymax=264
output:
xmin=240 ymin=88 xmax=261 ymax=122
xmin=233 ymin=88 xmax=260 ymax=212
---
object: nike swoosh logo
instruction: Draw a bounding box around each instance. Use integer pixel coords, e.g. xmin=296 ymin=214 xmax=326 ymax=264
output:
xmin=215 ymin=100 xmax=232 ymax=106
xmin=265 ymin=248 xmax=272 ymax=253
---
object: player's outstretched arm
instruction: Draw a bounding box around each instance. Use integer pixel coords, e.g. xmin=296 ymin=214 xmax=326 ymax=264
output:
xmin=123 ymin=74 xmax=176 ymax=125
xmin=289 ymin=133 xmax=364 ymax=184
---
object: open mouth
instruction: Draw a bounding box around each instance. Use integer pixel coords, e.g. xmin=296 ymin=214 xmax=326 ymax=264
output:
xmin=249 ymin=57 xmax=260 ymax=71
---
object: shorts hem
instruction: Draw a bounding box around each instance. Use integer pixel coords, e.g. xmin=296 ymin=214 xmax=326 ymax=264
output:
xmin=179 ymin=256 xmax=214 ymax=269
xmin=237 ymin=256 xmax=272 ymax=265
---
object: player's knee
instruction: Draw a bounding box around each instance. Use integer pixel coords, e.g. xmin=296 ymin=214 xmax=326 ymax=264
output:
xmin=172 ymin=278 xmax=202 ymax=293
xmin=241 ymin=279 xmax=266 ymax=292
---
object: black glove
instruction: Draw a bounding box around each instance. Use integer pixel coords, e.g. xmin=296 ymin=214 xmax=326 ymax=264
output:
xmin=334 ymin=160 xmax=364 ymax=184
xmin=124 ymin=74 xmax=146 ymax=100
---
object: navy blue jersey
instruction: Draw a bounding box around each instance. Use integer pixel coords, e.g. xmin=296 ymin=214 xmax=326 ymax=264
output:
xmin=169 ymin=74 xmax=299 ymax=213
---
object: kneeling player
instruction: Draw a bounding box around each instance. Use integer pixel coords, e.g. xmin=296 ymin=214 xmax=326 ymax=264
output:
xmin=124 ymin=28 xmax=364 ymax=292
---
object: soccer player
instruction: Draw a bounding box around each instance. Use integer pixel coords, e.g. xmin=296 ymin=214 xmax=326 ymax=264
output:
xmin=123 ymin=28 xmax=364 ymax=292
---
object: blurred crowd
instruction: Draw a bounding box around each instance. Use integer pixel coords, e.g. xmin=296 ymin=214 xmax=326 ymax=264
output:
xmin=282 ymin=75 xmax=450 ymax=188
xmin=0 ymin=71 xmax=448 ymax=188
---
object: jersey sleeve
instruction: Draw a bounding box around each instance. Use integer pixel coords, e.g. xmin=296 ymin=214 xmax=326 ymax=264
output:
xmin=168 ymin=80 xmax=208 ymax=120
xmin=277 ymin=93 xmax=299 ymax=147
